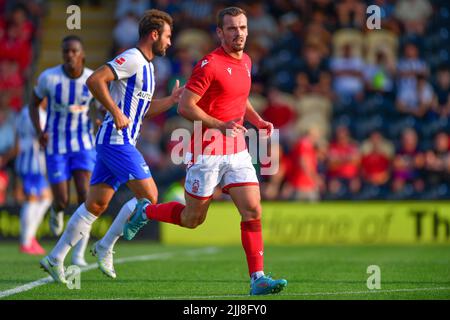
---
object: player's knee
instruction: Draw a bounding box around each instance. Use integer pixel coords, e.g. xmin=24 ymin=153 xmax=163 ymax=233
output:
xmin=240 ymin=202 xmax=262 ymax=220
xmin=183 ymin=215 xmax=206 ymax=229
xmin=86 ymin=200 xmax=108 ymax=215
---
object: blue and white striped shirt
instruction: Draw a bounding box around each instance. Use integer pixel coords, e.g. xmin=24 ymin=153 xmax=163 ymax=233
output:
xmin=34 ymin=65 xmax=95 ymax=155
xmin=96 ymin=48 xmax=155 ymax=146
xmin=15 ymin=106 xmax=47 ymax=176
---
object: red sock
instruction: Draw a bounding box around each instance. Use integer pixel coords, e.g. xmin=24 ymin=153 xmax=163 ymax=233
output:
xmin=241 ymin=219 xmax=264 ymax=276
xmin=145 ymin=202 xmax=185 ymax=226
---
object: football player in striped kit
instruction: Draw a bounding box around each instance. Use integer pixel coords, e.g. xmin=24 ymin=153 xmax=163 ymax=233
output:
xmin=16 ymin=102 xmax=51 ymax=255
xmin=39 ymin=10 xmax=183 ymax=283
xmin=30 ymin=35 xmax=96 ymax=266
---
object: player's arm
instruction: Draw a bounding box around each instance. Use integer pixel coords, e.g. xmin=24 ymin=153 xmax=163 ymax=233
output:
xmin=244 ymin=99 xmax=273 ymax=137
xmin=146 ymin=80 xmax=184 ymax=119
xmin=86 ymin=65 xmax=129 ymax=130
xmin=178 ymin=89 xmax=247 ymax=137
xmin=29 ymin=92 xmax=47 ymax=147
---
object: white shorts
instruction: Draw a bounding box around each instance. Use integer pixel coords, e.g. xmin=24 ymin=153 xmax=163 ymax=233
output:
xmin=184 ymin=150 xmax=259 ymax=199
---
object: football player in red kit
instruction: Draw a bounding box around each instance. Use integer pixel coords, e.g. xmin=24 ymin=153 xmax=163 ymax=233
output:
xmin=124 ymin=6 xmax=287 ymax=295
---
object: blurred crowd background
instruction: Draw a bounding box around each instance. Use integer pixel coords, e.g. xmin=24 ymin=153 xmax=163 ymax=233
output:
xmin=0 ymin=0 xmax=449 ymax=205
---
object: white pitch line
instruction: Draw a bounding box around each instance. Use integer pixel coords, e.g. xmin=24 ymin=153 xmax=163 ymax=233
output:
xmin=0 ymin=247 xmax=219 ymax=299
xmin=150 ymin=287 xmax=450 ymax=300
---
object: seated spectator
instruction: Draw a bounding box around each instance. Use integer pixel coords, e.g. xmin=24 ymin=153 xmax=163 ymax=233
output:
xmin=396 ymin=42 xmax=428 ymax=99
xmin=394 ymin=0 xmax=432 ymax=35
xmin=0 ymin=16 xmax=32 ymax=78
xmin=327 ymin=125 xmax=361 ymax=196
xmin=294 ymin=43 xmax=332 ymax=99
xmin=330 ymin=42 xmax=365 ymax=102
xmin=364 ymin=49 xmax=395 ymax=96
xmin=0 ymin=94 xmax=16 ymax=205
xmin=396 ymin=74 xmax=434 ymax=118
xmin=115 ymin=0 xmax=149 ymax=21
xmin=0 ymin=59 xmax=24 ymax=112
xmin=391 ymin=128 xmax=425 ymax=194
xmin=303 ymin=22 xmax=331 ymax=57
xmin=423 ymin=132 xmax=450 ymax=187
xmin=371 ymin=0 xmax=400 ymax=33
xmin=261 ymin=87 xmax=297 ymax=141
xmin=0 ymin=3 xmax=34 ymax=43
xmin=360 ymin=131 xmax=394 ymax=186
xmin=336 ymin=0 xmax=366 ymax=29
xmin=179 ymin=0 xmax=213 ymax=30
xmin=113 ymin=11 xmax=139 ymax=53
xmin=430 ymin=65 xmax=450 ymax=119
xmin=246 ymin=0 xmax=278 ymax=51
xmin=280 ymin=126 xmax=323 ymax=202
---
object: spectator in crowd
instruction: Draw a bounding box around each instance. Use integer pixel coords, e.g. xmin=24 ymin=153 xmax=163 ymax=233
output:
xmin=336 ymin=0 xmax=366 ymax=29
xmin=371 ymin=0 xmax=401 ymax=33
xmin=246 ymin=0 xmax=278 ymax=51
xmin=113 ymin=11 xmax=139 ymax=54
xmin=280 ymin=126 xmax=323 ymax=202
xmin=327 ymin=125 xmax=361 ymax=197
xmin=261 ymin=87 xmax=297 ymax=142
xmin=0 ymin=59 xmax=24 ymax=112
xmin=365 ymin=50 xmax=396 ymax=96
xmin=391 ymin=128 xmax=425 ymax=195
xmin=423 ymin=132 xmax=450 ymax=187
xmin=294 ymin=43 xmax=332 ymax=99
xmin=394 ymin=0 xmax=432 ymax=35
xmin=396 ymin=42 xmax=428 ymax=100
xmin=115 ymin=0 xmax=149 ymax=21
xmin=396 ymin=74 xmax=434 ymax=118
xmin=360 ymin=131 xmax=394 ymax=187
xmin=0 ymin=3 xmax=33 ymax=77
xmin=178 ymin=0 xmax=213 ymax=30
xmin=0 ymin=94 xmax=16 ymax=204
xmin=430 ymin=65 xmax=450 ymax=120
xmin=330 ymin=42 xmax=365 ymax=103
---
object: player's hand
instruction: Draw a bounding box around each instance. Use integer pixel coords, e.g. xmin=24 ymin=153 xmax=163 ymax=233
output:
xmin=38 ymin=132 xmax=49 ymax=148
xmin=170 ymin=79 xmax=184 ymax=104
xmin=256 ymin=119 xmax=274 ymax=139
xmin=113 ymin=112 xmax=130 ymax=130
xmin=219 ymin=118 xmax=248 ymax=137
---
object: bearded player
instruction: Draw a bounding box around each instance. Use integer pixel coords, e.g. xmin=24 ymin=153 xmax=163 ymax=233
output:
xmin=39 ymin=9 xmax=183 ymax=283
xmin=124 ymin=7 xmax=287 ymax=295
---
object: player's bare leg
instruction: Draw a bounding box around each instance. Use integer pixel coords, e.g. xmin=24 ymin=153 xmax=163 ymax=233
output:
xmin=123 ymin=190 xmax=213 ymax=240
xmin=228 ymin=185 xmax=287 ymax=295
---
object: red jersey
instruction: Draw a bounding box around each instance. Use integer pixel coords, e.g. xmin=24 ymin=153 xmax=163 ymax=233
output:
xmin=286 ymin=137 xmax=318 ymax=191
xmin=185 ymin=47 xmax=252 ymax=155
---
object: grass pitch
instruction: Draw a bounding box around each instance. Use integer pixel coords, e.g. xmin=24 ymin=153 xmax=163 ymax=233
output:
xmin=0 ymin=242 xmax=449 ymax=300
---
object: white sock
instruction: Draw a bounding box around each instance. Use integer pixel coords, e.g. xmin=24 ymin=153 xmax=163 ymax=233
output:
xmin=49 ymin=203 xmax=97 ymax=264
xmin=20 ymin=201 xmax=32 ymax=246
xmin=21 ymin=201 xmax=42 ymax=246
xmin=251 ymin=271 xmax=265 ymax=283
xmin=28 ymin=199 xmax=51 ymax=240
xmin=72 ymin=231 xmax=90 ymax=262
xmin=99 ymin=198 xmax=137 ymax=251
